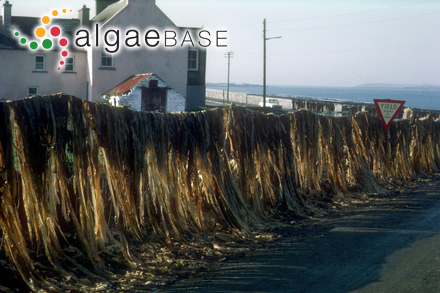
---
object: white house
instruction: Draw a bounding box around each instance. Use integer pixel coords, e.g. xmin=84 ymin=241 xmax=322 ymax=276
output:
xmin=104 ymin=73 xmax=185 ymax=112
xmin=0 ymin=0 xmax=207 ymax=111
xmin=0 ymin=1 xmax=88 ymax=100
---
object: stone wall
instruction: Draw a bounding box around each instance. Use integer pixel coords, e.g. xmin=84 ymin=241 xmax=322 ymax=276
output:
xmin=206 ymin=88 xmax=440 ymax=119
xmin=206 ymin=88 xmax=293 ymax=109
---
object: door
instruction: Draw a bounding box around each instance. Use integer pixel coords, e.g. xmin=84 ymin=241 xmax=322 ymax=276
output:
xmin=141 ymin=87 xmax=167 ymax=112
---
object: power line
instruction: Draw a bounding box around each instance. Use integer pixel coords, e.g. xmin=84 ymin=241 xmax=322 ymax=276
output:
xmin=208 ymin=42 xmax=440 ymax=56
xmin=275 ymin=42 xmax=440 ymax=55
xmin=229 ymin=22 xmax=261 ymax=29
xmin=274 ymin=11 xmax=440 ymax=32
xmin=270 ymin=0 xmax=440 ymax=24
xmin=227 ymin=0 xmax=439 ymax=30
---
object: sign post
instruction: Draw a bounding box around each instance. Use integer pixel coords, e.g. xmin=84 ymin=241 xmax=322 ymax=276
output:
xmin=374 ymin=99 xmax=406 ymax=130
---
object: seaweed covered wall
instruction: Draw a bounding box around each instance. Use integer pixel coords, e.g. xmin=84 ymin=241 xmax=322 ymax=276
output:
xmin=0 ymin=94 xmax=439 ymax=290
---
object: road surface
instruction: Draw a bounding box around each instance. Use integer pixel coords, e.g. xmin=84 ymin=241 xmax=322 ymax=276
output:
xmin=164 ymin=176 xmax=440 ymax=293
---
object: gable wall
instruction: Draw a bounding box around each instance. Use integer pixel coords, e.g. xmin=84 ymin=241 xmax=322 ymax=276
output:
xmin=88 ymin=0 xmax=188 ymax=102
xmin=0 ymin=49 xmax=87 ymax=100
xmin=110 ymin=74 xmax=185 ymax=112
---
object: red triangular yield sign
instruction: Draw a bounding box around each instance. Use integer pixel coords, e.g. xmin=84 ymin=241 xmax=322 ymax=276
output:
xmin=374 ymin=99 xmax=406 ymax=130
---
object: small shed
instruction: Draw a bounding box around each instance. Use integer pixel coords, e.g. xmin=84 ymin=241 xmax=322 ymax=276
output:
xmin=103 ymin=73 xmax=186 ymax=112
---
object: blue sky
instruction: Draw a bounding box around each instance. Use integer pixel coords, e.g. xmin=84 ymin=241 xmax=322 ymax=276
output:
xmin=4 ymin=0 xmax=440 ymax=87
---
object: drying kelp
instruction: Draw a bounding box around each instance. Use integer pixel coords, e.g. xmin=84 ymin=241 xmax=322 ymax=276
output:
xmin=288 ymin=110 xmax=440 ymax=197
xmin=227 ymin=105 xmax=305 ymax=216
xmin=0 ymin=94 xmax=439 ymax=291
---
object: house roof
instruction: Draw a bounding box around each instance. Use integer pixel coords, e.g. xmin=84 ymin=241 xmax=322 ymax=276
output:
xmin=0 ymin=24 xmax=19 ymax=50
xmin=91 ymin=0 xmax=181 ymax=32
xmin=91 ymin=0 xmax=127 ymax=25
xmin=0 ymin=16 xmax=81 ymax=50
xmin=104 ymin=73 xmax=154 ymax=96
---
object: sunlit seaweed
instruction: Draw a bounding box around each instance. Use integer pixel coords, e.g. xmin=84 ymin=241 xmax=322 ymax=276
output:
xmin=0 ymin=94 xmax=438 ymax=291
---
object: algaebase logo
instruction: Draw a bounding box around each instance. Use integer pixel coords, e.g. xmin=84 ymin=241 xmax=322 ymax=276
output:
xmin=9 ymin=6 xmax=227 ymax=72
xmin=11 ymin=9 xmax=72 ymax=71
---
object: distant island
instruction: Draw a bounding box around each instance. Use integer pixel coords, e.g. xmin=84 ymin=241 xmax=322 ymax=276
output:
xmin=206 ymin=82 xmax=263 ymax=88
xmin=207 ymin=82 xmax=440 ymax=91
xmin=355 ymin=83 xmax=440 ymax=90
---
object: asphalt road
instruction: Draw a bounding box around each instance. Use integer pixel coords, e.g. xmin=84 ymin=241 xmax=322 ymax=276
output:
xmin=164 ymin=176 xmax=440 ymax=293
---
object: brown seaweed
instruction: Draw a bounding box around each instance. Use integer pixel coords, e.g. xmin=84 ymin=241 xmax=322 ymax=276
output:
xmin=0 ymin=94 xmax=438 ymax=290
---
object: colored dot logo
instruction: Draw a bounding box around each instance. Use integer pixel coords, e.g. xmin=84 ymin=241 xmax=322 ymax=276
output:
xmin=35 ymin=27 xmax=46 ymax=38
xmin=11 ymin=8 xmax=73 ymax=71
xmin=29 ymin=41 xmax=37 ymax=50
xmin=42 ymin=39 xmax=53 ymax=50
xmin=50 ymin=27 xmax=61 ymax=37
xmin=42 ymin=16 xmax=50 ymax=24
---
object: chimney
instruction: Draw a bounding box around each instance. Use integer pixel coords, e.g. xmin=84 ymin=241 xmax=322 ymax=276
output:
xmin=78 ymin=5 xmax=90 ymax=27
xmin=2 ymin=1 xmax=12 ymax=27
xmin=96 ymin=0 xmax=119 ymax=16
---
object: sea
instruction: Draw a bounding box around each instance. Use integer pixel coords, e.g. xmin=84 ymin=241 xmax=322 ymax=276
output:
xmin=207 ymin=85 xmax=440 ymax=111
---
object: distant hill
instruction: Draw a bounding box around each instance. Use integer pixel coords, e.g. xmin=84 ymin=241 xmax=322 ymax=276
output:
xmin=355 ymin=83 xmax=440 ymax=90
xmin=206 ymin=82 xmax=263 ymax=88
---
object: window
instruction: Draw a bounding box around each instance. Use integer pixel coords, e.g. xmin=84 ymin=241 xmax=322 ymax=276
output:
xmin=188 ymin=49 xmax=198 ymax=71
xmin=64 ymin=56 xmax=75 ymax=72
xmin=101 ymin=49 xmax=114 ymax=68
xmin=34 ymin=55 xmax=45 ymax=71
xmin=28 ymin=86 xmax=39 ymax=96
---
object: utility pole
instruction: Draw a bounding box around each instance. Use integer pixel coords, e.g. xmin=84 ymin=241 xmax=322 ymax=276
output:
xmin=263 ymin=19 xmax=266 ymax=107
xmin=263 ymin=19 xmax=281 ymax=107
xmin=224 ymin=51 xmax=234 ymax=104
